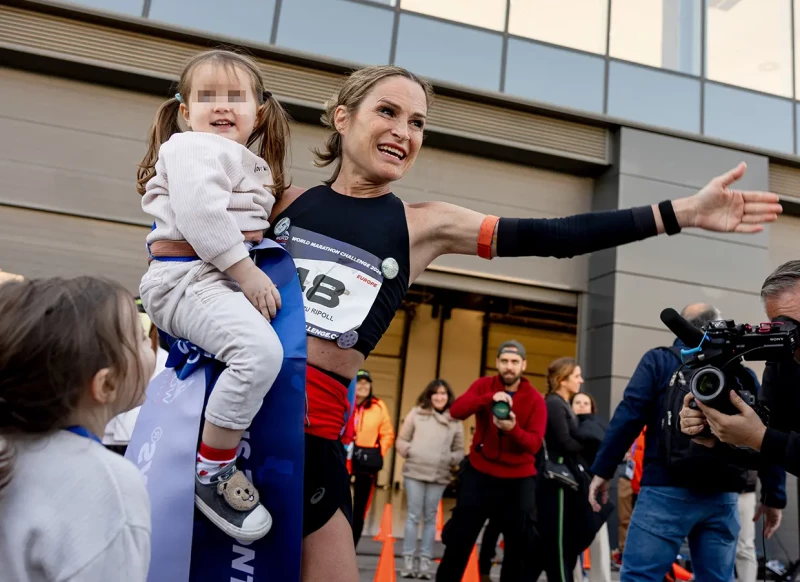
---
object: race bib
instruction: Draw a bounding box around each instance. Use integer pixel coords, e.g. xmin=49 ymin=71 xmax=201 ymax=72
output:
xmin=281 ymin=227 xmax=383 ymax=340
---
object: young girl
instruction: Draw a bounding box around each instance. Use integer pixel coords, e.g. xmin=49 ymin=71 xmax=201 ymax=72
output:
xmin=0 ymin=276 xmax=155 ymax=581
xmin=136 ymin=49 xmax=292 ymax=541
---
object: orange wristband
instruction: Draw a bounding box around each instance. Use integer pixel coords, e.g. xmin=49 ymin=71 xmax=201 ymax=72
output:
xmin=478 ymin=215 xmax=500 ymax=260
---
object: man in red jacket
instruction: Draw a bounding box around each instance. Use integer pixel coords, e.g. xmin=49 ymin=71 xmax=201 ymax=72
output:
xmin=436 ymin=340 xmax=547 ymax=582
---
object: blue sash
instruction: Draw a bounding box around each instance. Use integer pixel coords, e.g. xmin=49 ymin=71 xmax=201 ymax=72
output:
xmin=125 ymin=239 xmax=307 ymax=582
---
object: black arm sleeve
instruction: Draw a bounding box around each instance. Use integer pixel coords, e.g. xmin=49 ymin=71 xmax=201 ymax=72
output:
xmin=761 ymin=429 xmax=800 ymax=478
xmin=497 ymin=206 xmax=658 ymax=259
xmin=546 ymin=398 xmax=583 ymax=454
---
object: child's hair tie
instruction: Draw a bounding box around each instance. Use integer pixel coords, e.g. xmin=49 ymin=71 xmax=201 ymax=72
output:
xmin=263 ymin=91 xmax=272 ymax=102
xmin=175 ymin=93 xmax=183 ymax=103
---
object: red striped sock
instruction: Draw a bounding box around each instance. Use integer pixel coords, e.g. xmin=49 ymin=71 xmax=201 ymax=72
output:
xmin=196 ymin=443 xmax=236 ymax=484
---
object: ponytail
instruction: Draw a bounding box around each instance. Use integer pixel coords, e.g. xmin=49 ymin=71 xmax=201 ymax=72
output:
xmin=312 ymin=124 xmax=343 ymax=186
xmin=249 ymin=95 xmax=292 ymax=199
xmin=136 ymin=97 xmax=182 ymax=196
xmin=313 ymin=99 xmax=344 ymax=186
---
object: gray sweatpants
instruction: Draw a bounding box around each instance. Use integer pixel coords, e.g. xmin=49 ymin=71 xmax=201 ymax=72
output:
xmin=140 ymin=259 xmax=283 ymax=430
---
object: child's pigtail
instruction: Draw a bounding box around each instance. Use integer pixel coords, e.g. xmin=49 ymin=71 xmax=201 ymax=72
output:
xmin=250 ymin=94 xmax=292 ymax=199
xmin=136 ymin=97 xmax=183 ymax=196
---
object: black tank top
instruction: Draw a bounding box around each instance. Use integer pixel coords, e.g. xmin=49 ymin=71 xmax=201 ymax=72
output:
xmin=268 ymin=185 xmax=410 ymax=358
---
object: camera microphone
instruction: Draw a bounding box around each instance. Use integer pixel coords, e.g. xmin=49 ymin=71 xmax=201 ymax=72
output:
xmin=660 ymin=308 xmax=705 ymax=347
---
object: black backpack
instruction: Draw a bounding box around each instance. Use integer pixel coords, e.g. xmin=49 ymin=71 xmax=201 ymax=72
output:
xmin=656 ymin=347 xmax=748 ymax=488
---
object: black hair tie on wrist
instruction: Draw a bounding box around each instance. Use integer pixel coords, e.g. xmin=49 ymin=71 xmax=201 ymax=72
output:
xmin=658 ymin=200 xmax=682 ymax=235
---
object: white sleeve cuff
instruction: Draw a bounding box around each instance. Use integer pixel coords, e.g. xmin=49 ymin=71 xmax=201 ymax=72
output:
xmin=211 ymin=243 xmax=250 ymax=272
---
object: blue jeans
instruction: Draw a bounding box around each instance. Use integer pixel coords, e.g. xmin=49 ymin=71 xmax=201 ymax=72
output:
xmin=621 ymin=486 xmax=740 ymax=582
xmin=403 ymin=477 xmax=446 ymax=559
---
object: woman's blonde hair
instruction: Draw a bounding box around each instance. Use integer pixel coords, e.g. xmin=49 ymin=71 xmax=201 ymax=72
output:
xmin=546 ymin=357 xmax=579 ymax=395
xmin=136 ymin=49 xmax=292 ymax=198
xmin=313 ymin=65 xmax=434 ymax=185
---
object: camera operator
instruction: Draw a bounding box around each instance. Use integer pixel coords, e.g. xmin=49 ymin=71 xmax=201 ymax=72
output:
xmin=588 ymin=303 xmax=786 ymax=582
xmin=680 ymin=260 xmax=800 ymax=479
xmin=436 ymin=341 xmax=546 ymax=582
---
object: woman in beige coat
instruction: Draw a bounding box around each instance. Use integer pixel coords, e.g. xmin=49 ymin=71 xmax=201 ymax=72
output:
xmin=396 ymin=379 xmax=464 ymax=579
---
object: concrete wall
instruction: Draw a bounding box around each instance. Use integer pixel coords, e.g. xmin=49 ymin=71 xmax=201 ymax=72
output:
xmin=585 ymin=127 xmax=799 ymax=562
xmin=0 ymin=66 xmax=593 ymax=297
xmin=583 ymin=127 xmax=771 ymax=418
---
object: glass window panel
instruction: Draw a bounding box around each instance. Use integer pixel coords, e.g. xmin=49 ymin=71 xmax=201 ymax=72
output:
xmin=400 ymin=0 xmax=507 ymax=32
xmin=275 ymin=0 xmax=394 ymax=65
xmin=610 ymin=0 xmax=701 ymax=75
xmin=704 ymin=82 xmax=793 ymax=153
xmin=504 ymin=39 xmax=604 ymax=113
xmin=149 ymin=0 xmax=275 ymax=45
xmin=508 ymin=0 xmax=608 ymax=55
xmin=796 ymin=103 xmax=800 ymax=154
xmin=706 ymin=0 xmax=792 ymax=97
xmin=795 ymin=0 xmax=800 ymax=98
xmin=394 ymin=13 xmax=503 ymax=92
xmin=607 ymin=61 xmax=701 ymax=133
xmin=56 ymin=0 xmax=143 ymax=16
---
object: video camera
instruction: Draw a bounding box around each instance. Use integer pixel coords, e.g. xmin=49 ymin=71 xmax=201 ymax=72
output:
xmin=659 ymin=308 xmax=799 ymax=418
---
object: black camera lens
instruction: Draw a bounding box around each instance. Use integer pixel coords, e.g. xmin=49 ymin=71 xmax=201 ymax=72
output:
xmin=492 ymin=401 xmax=511 ymax=420
xmin=696 ymin=372 xmax=721 ymax=396
xmin=690 ymin=367 xmax=725 ymax=401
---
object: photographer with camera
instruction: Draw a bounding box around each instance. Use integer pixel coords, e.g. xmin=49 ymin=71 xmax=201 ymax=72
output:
xmin=680 ymin=260 xmax=800 ymax=480
xmin=436 ymin=341 xmax=546 ymax=582
xmin=588 ymin=303 xmax=786 ymax=582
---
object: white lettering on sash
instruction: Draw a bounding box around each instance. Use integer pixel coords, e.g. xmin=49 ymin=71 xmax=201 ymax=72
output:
xmin=136 ymin=426 xmax=162 ymax=486
xmin=231 ymin=546 xmax=256 ymax=575
xmin=231 ymin=431 xmax=256 ymax=580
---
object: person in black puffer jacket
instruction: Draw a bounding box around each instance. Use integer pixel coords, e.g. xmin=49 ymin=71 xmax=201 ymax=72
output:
xmin=572 ymin=392 xmax=606 ymax=468
xmin=571 ymin=392 xmax=610 ymax=582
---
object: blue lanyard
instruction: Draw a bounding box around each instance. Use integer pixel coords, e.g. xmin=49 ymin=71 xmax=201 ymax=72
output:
xmin=63 ymin=425 xmax=102 ymax=444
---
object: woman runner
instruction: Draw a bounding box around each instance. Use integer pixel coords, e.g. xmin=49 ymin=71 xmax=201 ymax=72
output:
xmin=268 ymin=64 xmax=782 ymax=581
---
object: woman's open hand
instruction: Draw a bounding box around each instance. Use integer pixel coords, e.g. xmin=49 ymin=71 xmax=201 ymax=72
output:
xmin=674 ymin=162 xmax=782 ymax=233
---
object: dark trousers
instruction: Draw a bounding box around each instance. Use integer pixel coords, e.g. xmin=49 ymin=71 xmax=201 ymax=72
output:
xmin=351 ymin=471 xmax=376 ymax=547
xmin=478 ymin=518 xmax=502 ymax=575
xmin=436 ymin=462 xmax=536 ymax=582
xmin=526 ymin=479 xmax=579 ymax=582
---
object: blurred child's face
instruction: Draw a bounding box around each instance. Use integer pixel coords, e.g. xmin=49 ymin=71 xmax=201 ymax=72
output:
xmin=120 ymin=299 xmax=156 ymax=413
xmin=180 ymin=62 xmax=259 ymax=146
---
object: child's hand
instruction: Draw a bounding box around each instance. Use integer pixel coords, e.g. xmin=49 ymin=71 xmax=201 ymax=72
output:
xmin=225 ymin=259 xmax=282 ymax=320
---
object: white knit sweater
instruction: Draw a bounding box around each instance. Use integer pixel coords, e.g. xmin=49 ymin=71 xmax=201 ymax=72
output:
xmin=142 ymin=132 xmax=275 ymax=272
xmin=0 ymin=432 xmax=151 ymax=581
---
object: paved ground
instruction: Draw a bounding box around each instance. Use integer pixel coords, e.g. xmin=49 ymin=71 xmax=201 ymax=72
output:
xmin=356 ymin=538 xmax=622 ymax=581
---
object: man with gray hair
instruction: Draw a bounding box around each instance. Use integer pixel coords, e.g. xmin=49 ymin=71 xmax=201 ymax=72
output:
xmin=588 ymin=303 xmax=786 ymax=581
xmin=681 ymin=259 xmax=800 ymax=480
xmin=682 ymin=303 xmax=722 ymax=328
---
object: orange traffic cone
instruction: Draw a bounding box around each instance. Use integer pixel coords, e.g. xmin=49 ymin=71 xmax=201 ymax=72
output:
xmin=435 ymin=500 xmax=444 ymax=542
xmin=374 ymin=536 xmax=397 ymax=582
xmin=373 ymin=503 xmax=393 ymax=542
xmin=461 ymin=545 xmax=480 ymax=582
xmin=672 ymin=563 xmax=693 ymax=581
